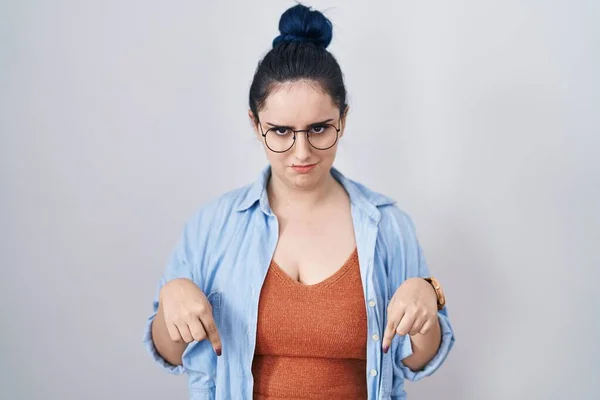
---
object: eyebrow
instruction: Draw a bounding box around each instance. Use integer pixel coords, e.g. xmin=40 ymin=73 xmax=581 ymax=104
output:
xmin=265 ymin=118 xmax=335 ymax=128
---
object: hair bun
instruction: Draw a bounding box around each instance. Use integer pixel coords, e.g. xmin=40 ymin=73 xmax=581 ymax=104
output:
xmin=272 ymin=4 xmax=333 ymax=49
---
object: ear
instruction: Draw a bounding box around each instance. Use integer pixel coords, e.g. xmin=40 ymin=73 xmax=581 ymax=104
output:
xmin=339 ymin=105 xmax=350 ymax=138
xmin=248 ymin=110 xmax=260 ymax=138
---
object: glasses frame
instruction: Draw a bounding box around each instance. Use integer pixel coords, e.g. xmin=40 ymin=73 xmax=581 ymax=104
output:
xmin=258 ymin=120 xmax=341 ymax=153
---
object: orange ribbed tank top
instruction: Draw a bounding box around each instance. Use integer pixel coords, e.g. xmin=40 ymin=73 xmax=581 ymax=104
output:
xmin=252 ymin=248 xmax=368 ymax=399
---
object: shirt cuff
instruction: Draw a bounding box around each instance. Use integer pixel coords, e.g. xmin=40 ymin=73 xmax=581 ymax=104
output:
xmin=142 ymin=307 xmax=186 ymax=375
xmin=398 ymin=310 xmax=455 ymax=382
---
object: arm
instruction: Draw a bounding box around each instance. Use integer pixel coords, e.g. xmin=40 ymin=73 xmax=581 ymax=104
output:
xmin=143 ymin=215 xmax=202 ymax=374
xmin=401 ymin=289 xmax=442 ymax=371
xmin=382 ymin=206 xmax=455 ymax=381
xmin=151 ymin=300 xmax=187 ymax=366
xmin=404 ymin=323 xmax=442 ymax=371
xmin=383 ymin=275 xmax=447 ymax=373
xmin=398 ymin=307 xmax=454 ymax=381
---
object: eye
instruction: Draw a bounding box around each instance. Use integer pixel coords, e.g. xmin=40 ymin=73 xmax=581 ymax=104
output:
xmin=310 ymin=125 xmax=327 ymax=134
xmin=271 ymin=127 xmax=292 ymax=136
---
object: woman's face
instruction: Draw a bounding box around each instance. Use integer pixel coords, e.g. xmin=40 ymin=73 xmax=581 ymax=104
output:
xmin=250 ymin=80 xmax=346 ymax=191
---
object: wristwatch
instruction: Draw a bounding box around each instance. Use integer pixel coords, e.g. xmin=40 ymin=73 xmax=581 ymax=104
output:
xmin=424 ymin=276 xmax=446 ymax=310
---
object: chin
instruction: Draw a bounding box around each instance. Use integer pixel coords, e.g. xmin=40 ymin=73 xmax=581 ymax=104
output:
xmin=286 ymin=167 xmax=325 ymax=188
xmin=290 ymin=175 xmax=316 ymax=188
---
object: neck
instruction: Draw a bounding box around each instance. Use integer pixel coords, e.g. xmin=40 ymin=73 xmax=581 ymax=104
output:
xmin=267 ymin=170 xmax=338 ymax=212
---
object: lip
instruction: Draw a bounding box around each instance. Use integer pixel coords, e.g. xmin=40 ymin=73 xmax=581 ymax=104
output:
xmin=291 ymin=163 xmax=317 ymax=173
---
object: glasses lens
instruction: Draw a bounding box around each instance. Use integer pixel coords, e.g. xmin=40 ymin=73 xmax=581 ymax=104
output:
xmin=307 ymin=124 xmax=338 ymax=150
xmin=265 ymin=127 xmax=295 ymax=152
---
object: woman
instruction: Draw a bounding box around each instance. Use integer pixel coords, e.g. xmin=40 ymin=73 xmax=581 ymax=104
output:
xmin=144 ymin=4 xmax=455 ymax=399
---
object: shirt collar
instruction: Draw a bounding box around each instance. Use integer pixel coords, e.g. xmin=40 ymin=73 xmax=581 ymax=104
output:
xmin=234 ymin=165 xmax=396 ymax=221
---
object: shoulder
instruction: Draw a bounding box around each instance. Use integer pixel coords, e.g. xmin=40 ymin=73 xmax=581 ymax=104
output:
xmin=344 ymin=177 xmax=425 ymax=278
xmin=202 ymin=184 xmax=253 ymax=214
xmin=336 ymin=171 xmax=396 ymax=208
xmin=379 ymin=203 xmax=417 ymax=235
xmin=183 ymin=183 xmax=255 ymax=232
xmin=341 ymin=173 xmax=418 ymax=240
xmin=338 ymin=171 xmax=415 ymax=229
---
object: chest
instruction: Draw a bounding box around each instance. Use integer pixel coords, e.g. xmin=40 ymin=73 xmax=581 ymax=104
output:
xmin=272 ymin=202 xmax=356 ymax=285
xmin=190 ymin=207 xmax=404 ymax=399
xmin=254 ymin=252 xmax=367 ymax=360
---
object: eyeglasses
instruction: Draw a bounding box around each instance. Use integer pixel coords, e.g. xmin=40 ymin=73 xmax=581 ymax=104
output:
xmin=259 ymin=120 xmax=341 ymax=153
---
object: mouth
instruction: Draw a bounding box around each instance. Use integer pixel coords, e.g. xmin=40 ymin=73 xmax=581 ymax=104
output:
xmin=291 ymin=163 xmax=317 ymax=173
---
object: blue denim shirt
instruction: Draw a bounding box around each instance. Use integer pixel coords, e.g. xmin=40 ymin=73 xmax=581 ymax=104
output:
xmin=143 ymin=166 xmax=455 ymax=400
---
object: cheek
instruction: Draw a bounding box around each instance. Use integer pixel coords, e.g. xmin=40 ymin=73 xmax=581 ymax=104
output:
xmin=321 ymin=145 xmax=339 ymax=162
xmin=263 ymin=146 xmax=288 ymax=165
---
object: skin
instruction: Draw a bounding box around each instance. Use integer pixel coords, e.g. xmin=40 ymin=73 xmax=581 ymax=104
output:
xmin=248 ymin=80 xmax=356 ymax=284
xmin=249 ymin=80 xmax=344 ymax=198
xmin=383 ymin=277 xmax=442 ymax=371
xmin=151 ymin=80 xmax=442 ymax=371
xmin=152 ymin=278 xmax=222 ymax=365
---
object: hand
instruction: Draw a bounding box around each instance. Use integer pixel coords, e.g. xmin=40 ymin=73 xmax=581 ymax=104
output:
xmin=159 ymin=278 xmax=222 ymax=355
xmin=382 ymin=277 xmax=438 ymax=353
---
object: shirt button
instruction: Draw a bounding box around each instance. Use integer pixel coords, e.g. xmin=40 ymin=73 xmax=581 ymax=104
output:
xmin=368 ymin=300 xmax=376 ymax=307
xmin=372 ymin=334 xmax=380 ymax=341
xmin=370 ymin=369 xmax=378 ymax=376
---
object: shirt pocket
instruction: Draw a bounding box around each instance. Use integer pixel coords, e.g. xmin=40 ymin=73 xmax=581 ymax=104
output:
xmin=182 ymin=291 xmax=222 ymax=394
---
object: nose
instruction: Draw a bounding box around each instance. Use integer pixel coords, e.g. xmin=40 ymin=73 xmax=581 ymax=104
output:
xmin=293 ymin=132 xmax=311 ymax=161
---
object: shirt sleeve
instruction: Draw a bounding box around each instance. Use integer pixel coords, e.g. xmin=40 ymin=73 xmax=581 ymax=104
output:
xmin=389 ymin=207 xmax=456 ymax=382
xmin=396 ymin=308 xmax=455 ymax=381
xmin=142 ymin=217 xmax=199 ymax=375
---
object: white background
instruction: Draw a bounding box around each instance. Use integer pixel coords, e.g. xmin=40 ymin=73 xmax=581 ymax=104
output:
xmin=1 ymin=0 xmax=599 ymax=399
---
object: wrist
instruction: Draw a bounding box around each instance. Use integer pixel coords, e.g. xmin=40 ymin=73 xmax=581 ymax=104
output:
xmin=423 ymin=278 xmax=438 ymax=301
xmin=423 ymin=276 xmax=446 ymax=310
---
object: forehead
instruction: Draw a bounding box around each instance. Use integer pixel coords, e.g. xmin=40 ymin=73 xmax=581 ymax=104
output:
xmin=260 ymin=80 xmax=338 ymax=124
